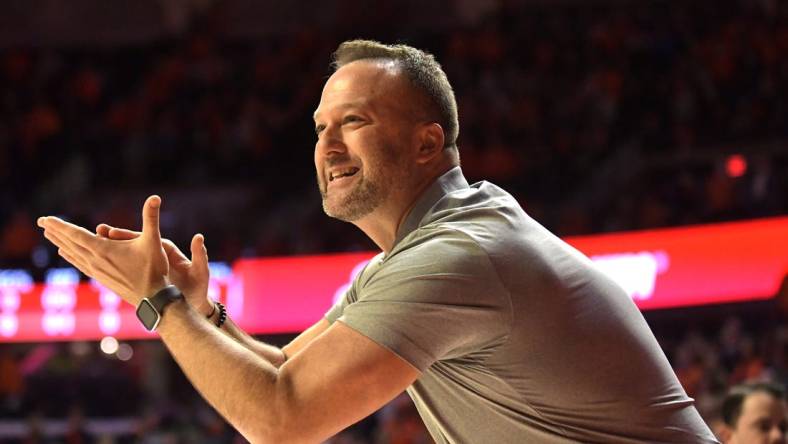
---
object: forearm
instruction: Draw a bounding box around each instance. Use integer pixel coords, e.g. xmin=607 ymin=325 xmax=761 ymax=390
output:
xmin=209 ymin=308 xmax=286 ymax=368
xmin=157 ymin=299 xmax=290 ymax=442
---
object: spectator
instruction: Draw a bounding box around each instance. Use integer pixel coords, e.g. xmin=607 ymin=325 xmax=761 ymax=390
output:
xmin=718 ymin=382 xmax=787 ymax=444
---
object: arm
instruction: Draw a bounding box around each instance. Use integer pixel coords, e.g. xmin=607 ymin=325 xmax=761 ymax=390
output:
xmin=212 ymin=314 xmax=288 ymax=368
xmin=209 ymin=314 xmax=330 ymax=368
xmin=282 ymin=318 xmax=330 ymax=360
xmin=158 ymin=302 xmax=417 ymax=442
xmin=39 ymin=196 xmax=408 ymax=441
xmin=94 ymin=223 xmax=329 ymax=367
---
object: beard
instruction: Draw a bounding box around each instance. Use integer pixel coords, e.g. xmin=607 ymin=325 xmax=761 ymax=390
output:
xmin=317 ymin=142 xmax=402 ymax=222
xmin=320 ymin=172 xmax=387 ymax=222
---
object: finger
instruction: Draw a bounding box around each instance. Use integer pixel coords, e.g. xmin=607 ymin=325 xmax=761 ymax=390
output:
xmin=42 ymin=228 xmax=66 ymax=249
xmin=38 ymin=217 xmax=98 ymax=248
xmin=96 ymin=224 xmax=111 ymax=237
xmin=97 ymin=223 xmax=141 ymax=241
xmin=141 ymin=195 xmax=162 ymax=243
xmin=190 ymin=233 xmax=209 ymax=275
xmin=108 ymin=227 xmax=140 ymax=241
xmin=57 ymin=248 xmax=91 ymax=277
xmin=59 ymin=249 xmax=126 ymax=299
xmin=43 ymin=229 xmax=93 ymax=261
xmin=163 ymin=239 xmax=189 ymax=263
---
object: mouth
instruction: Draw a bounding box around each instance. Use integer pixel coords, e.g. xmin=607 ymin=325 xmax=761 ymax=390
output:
xmin=328 ymin=167 xmax=360 ymax=183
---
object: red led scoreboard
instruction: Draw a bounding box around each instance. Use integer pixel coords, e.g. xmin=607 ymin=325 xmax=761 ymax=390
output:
xmin=1 ymin=217 xmax=786 ymax=343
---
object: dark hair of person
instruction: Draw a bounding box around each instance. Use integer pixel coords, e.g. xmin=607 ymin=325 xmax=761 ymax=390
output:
xmin=332 ymin=39 xmax=459 ymax=151
xmin=721 ymin=382 xmax=786 ymax=427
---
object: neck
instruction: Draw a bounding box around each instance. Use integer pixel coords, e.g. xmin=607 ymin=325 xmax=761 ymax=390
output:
xmin=353 ymin=162 xmax=454 ymax=253
xmin=352 ymin=213 xmax=399 ymax=253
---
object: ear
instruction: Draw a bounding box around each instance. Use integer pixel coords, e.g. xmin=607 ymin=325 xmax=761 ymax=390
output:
xmin=716 ymin=423 xmax=733 ymax=443
xmin=415 ymin=123 xmax=445 ymax=164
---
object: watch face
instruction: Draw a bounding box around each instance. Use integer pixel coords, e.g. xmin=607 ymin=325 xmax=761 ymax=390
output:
xmin=136 ymin=299 xmax=160 ymax=331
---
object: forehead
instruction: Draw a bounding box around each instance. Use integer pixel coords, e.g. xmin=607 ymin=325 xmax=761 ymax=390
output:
xmin=314 ymin=60 xmax=411 ymax=120
xmin=740 ymin=392 xmax=788 ymax=420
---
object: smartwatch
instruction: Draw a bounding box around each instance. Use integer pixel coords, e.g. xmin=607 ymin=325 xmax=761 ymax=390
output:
xmin=136 ymin=285 xmax=184 ymax=331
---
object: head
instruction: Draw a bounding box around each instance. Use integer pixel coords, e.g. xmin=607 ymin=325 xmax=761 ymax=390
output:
xmin=720 ymin=382 xmax=788 ymax=444
xmin=314 ymin=40 xmax=459 ymax=223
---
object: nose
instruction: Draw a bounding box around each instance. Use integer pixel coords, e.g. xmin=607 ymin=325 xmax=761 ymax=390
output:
xmin=315 ymin=124 xmax=346 ymax=158
xmin=769 ymin=426 xmax=786 ymax=444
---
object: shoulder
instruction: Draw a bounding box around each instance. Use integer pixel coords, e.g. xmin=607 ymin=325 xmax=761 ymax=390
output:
xmin=387 ymin=225 xmax=494 ymax=274
xmin=363 ymin=226 xmax=511 ymax=310
xmin=430 ymin=181 xmax=524 ymax=225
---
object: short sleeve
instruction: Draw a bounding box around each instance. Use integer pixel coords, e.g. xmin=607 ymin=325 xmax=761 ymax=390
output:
xmin=325 ymin=254 xmax=378 ymax=323
xmin=325 ymin=285 xmax=352 ymax=324
xmin=336 ymin=229 xmax=512 ymax=371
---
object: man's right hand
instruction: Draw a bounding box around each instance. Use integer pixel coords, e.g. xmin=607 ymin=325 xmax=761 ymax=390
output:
xmin=96 ymin=224 xmax=213 ymax=316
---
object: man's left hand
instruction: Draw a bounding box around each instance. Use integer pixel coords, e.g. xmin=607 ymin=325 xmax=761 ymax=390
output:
xmin=37 ymin=195 xmax=170 ymax=306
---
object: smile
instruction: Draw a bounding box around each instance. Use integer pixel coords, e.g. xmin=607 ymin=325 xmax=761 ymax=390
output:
xmin=329 ymin=167 xmax=360 ymax=182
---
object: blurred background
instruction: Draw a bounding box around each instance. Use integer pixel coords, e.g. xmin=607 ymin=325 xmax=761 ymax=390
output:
xmin=0 ymin=0 xmax=787 ymax=442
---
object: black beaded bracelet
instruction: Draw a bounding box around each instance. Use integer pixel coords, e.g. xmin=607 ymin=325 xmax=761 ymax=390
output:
xmin=214 ymin=301 xmax=227 ymax=328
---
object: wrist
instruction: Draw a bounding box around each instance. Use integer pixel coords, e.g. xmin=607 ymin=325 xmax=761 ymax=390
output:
xmin=205 ymin=301 xmax=217 ymax=318
xmin=199 ymin=299 xmax=215 ymax=317
xmin=206 ymin=301 xmax=227 ymax=328
xmin=144 ymin=278 xmax=171 ymax=302
xmin=154 ymin=297 xmax=188 ymax=333
xmin=136 ymin=285 xmax=183 ymax=332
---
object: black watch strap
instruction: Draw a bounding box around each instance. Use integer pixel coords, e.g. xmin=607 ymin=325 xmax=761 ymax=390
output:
xmin=136 ymin=285 xmax=184 ymax=331
xmin=148 ymin=285 xmax=183 ymax=313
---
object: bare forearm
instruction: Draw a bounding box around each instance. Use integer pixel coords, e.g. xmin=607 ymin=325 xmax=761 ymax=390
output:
xmin=212 ymin=311 xmax=286 ymax=368
xmin=158 ymin=299 xmax=288 ymax=441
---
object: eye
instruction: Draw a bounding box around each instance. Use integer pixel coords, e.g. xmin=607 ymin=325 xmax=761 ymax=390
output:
xmin=756 ymin=420 xmax=772 ymax=433
xmin=315 ymin=124 xmax=326 ymax=136
xmin=343 ymin=115 xmax=363 ymax=125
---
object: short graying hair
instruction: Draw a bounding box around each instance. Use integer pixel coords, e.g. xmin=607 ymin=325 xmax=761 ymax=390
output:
xmin=332 ymin=40 xmax=459 ymax=150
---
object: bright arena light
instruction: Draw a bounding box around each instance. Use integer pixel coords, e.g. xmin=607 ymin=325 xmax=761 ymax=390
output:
xmin=100 ymin=336 xmax=119 ymax=354
xmin=725 ymin=154 xmax=747 ymax=178
xmin=116 ymin=343 xmax=134 ymax=361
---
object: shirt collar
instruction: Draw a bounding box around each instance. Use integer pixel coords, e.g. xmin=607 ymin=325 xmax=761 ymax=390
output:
xmin=392 ymin=166 xmax=470 ymax=247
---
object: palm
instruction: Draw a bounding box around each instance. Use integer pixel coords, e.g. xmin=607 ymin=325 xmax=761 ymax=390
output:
xmin=96 ymin=224 xmax=211 ymax=315
xmin=164 ymin=241 xmax=209 ymax=310
xmin=39 ymin=196 xmax=171 ymax=306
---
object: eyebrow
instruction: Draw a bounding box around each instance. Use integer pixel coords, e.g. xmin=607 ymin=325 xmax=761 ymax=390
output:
xmin=313 ymin=101 xmax=369 ymax=122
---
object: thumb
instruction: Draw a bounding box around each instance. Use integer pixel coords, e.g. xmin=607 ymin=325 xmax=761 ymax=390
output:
xmin=190 ymin=233 xmax=209 ymax=275
xmin=142 ymin=195 xmax=162 ymax=242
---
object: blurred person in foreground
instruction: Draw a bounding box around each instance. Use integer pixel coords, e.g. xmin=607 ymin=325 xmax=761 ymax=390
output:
xmin=37 ymin=40 xmax=718 ymax=443
xmin=719 ymin=382 xmax=787 ymax=444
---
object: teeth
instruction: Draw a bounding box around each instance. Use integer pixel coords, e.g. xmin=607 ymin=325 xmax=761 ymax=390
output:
xmin=329 ymin=168 xmax=359 ymax=181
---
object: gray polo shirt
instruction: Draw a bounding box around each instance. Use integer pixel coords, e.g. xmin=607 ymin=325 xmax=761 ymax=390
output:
xmin=326 ymin=167 xmax=718 ymax=443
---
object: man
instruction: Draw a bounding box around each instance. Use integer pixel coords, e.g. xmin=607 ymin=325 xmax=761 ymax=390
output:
xmin=719 ymin=382 xmax=787 ymax=444
xmin=38 ymin=40 xmax=719 ymax=443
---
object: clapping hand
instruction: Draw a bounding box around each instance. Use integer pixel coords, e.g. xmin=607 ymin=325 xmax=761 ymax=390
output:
xmin=37 ymin=195 xmax=170 ymax=307
xmin=95 ymin=221 xmax=212 ymax=316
